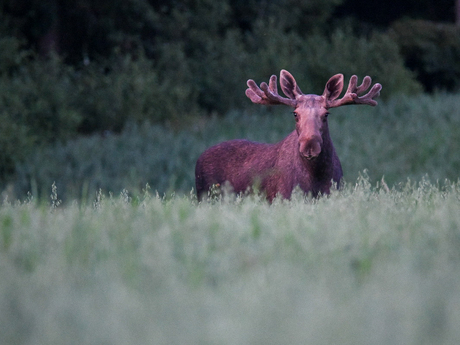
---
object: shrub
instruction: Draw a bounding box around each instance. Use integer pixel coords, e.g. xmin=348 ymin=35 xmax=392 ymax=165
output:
xmin=0 ymin=49 xmax=82 ymax=180
xmin=301 ymin=28 xmax=423 ymax=96
xmin=0 ymin=4 xmax=427 ymax=185
xmin=77 ymin=52 xmax=199 ymax=132
xmin=389 ymin=19 xmax=460 ymax=92
xmin=0 ymin=46 xmax=198 ymax=181
xmin=11 ymin=110 xmax=292 ymax=201
xmin=10 ymin=92 xmax=460 ymax=202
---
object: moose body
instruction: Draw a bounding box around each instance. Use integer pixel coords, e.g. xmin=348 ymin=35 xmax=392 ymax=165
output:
xmin=195 ymin=70 xmax=381 ymax=201
xmin=195 ymin=129 xmax=342 ymax=200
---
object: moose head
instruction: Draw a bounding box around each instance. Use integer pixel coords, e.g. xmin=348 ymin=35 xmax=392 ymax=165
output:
xmin=245 ymin=70 xmax=382 ymax=160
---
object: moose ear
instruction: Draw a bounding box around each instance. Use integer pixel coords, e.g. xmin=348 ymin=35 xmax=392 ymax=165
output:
xmin=280 ymin=70 xmax=302 ymax=99
xmin=323 ymin=74 xmax=344 ymax=101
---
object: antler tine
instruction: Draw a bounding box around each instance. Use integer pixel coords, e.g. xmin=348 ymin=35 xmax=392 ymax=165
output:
xmin=246 ymin=75 xmax=297 ymax=107
xmin=268 ymin=74 xmax=278 ymax=94
xmin=355 ymin=76 xmax=372 ymax=94
xmin=328 ymin=75 xmax=382 ymax=108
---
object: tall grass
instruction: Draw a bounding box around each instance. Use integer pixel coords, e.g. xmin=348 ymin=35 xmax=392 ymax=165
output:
xmin=3 ymin=92 xmax=460 ymax=344
xmin=10 ymin=92 xmax=460 ymax=201
xmin=332 ymin=92 xmax=460 ymax=185
xmin=1 ymin=179 xmax=460 ymax=344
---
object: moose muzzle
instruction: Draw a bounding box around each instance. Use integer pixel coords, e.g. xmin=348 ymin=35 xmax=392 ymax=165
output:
xmin=299 ymin=135 xmax=323 ymax=160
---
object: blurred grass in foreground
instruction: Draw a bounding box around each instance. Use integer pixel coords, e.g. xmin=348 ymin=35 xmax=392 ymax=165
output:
xmin=1 ymin=177 xmax=460 ymax=345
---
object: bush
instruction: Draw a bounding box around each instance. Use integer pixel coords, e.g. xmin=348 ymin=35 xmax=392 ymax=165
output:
xmin=11 ymin=109 xmax=293 ymax=201
xmin=9 ymin=92 xmax=460 ymax=202
xmin=0 ymin=46 xmax=200 ymax=181
xmin=76 ymin=52 xmax=199 ymax=132
xmin=301 ymin=28 xmax=423 ymax=96
xmin=0 ymin=48 xmax=82 ymax=179
xmin=0 ymin=2 xmax=426 ymax=185
xmin=389 ymin=19 xmax=460 ymax=92
xmin=330 ymin=92 xmax=460 ymax=185
xmin=13 ymin=122 xmax=202 ymax=201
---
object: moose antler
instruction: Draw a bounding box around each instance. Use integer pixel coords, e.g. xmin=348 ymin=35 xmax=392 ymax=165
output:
xmin=326 ymin=75 xmax=382 ymax=109
xmin=245 ymin=74 xmax=297 ymax=107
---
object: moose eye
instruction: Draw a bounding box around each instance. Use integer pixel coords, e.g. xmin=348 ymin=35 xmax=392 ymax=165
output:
xmin=293 ymin=112 xmax=299 ymax=121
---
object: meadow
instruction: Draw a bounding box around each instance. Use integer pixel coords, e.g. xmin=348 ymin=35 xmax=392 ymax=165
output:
xmin=1 ymin=179 xmax=460 ymax=345
xmin=2 ymin=93 xmax=460 ymax=344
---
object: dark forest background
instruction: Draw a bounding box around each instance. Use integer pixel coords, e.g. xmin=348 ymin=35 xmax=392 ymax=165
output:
xmin=1 ymin=0 xmax=460 ymax=195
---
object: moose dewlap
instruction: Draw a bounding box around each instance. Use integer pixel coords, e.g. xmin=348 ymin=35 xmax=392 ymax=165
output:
xmin=195 ymin=70 xmax=382 ymax=202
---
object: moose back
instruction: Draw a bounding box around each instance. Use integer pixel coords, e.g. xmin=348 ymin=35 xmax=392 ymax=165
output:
xmin=195 ymin=70 xmax=382 ymax=202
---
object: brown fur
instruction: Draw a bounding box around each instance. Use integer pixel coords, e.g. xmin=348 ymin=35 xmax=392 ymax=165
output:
xmin=195 ymin=70 xmax=382 ymax=202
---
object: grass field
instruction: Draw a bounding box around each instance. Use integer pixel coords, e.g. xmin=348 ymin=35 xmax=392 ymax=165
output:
xmin=1 ymin=177 xmax=460 ymax=345
xmin=2 ymin=92 xmax=460 ymax=344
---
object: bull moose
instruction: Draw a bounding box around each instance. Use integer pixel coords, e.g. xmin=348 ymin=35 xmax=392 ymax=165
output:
xmin=195 ymin=70 xmax=382 ymax=202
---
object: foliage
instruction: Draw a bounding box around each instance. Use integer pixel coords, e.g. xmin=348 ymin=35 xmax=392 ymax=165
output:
xmin=0 ymin=1 xmax=454 ymax=184
xmin=335 ymin=0 xmax=455 ymax=26
xmin=390 ymin=19 xmax=460 ymax=92
xmin=1 ymin=179 xmax=460 ymax=344
xmin=0 ymin=46 xmax=193 ymax=178
xmin=75 ymin=52 xmax=198 ymax=132
xmin=0 ymin=35 xmax=30 ymax=73
xmin=331 ymin=92 xmax=460 ymax=185
xmin=8 ymin=93 xmax=460 ymax=202
xmin=11 ymin=110 xmax=289 ymax=201
xmin=300 ymin=28 xmax=422 ymax=95
xmin=0 ymin=50 xmax=81 ymax=178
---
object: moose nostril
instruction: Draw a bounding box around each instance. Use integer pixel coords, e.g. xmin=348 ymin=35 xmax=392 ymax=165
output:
xmin=302 ymin=151 xmax=316 ymax=160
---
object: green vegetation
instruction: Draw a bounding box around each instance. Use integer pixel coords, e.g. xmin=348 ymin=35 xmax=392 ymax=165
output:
xmin=390 ymin=19 xmax=460 ymax=92
xmin=1 ymin=2 xmax=460 ymax=343
xmin=7 ymin=92 xmax=460 ymax=202
xmin=3 ymin=0 xmax=456 ymax=185
xmin=1 ymin=179 xmax=460 ymax=344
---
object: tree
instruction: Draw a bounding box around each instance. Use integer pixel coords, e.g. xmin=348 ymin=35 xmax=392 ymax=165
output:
xmin=457 ymin=0 xmax=460 ymax=26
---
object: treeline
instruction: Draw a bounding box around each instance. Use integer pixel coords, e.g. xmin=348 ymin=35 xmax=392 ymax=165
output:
xmin=0 ymin=0 xmax=460 ymax=184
